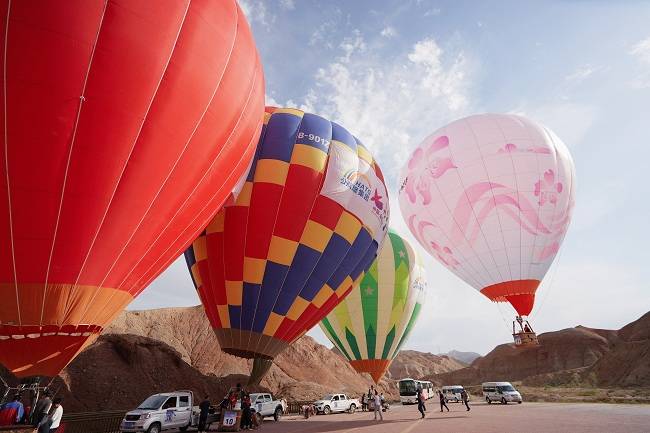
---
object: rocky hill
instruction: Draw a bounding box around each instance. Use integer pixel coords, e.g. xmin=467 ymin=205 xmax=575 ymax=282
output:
xmin=442 ymin=350 xmax=481 ymax=365
xmin=0 ymin=305 xmax=463 ymax=412
xmin=427 ymin=312 xmax=650 ymax=389
xmin=387 ymin=350 xmax=466 ymax=379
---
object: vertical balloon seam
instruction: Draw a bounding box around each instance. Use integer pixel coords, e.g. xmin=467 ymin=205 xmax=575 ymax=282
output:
xmin=110 ymin=55 xmax=261 ymax=298
xmin=462 ymin=118 xmax=512 ymax=286
xmin=250 ymin=109 xmax=324 ymax=355
xmin=75 ymin=0 xmax=241 ymax=326
xmin=246 ymin=110 xmax=308 ymax=355
xmin=112 ymin=0 xmax=253 ymax=296
xmin=62 ymin=1 xmax=194 ymax=326
xmin=79 ymin=70 xmax=261 ymax=330
xmin=3 ymin=0 xmax=19 ymax=325
xmin=44 ymin=0 xmax=108 ymax=327
xmin=268 ymin=131 xmax=374 ymax=349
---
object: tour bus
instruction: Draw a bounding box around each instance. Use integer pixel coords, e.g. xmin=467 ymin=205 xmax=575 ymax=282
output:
xmin=398 ymin=378 xmax=434 ymax=404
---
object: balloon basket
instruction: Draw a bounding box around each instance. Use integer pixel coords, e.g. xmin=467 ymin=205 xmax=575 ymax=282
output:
xmin=512 ymin=317 xmax=539 ymax=347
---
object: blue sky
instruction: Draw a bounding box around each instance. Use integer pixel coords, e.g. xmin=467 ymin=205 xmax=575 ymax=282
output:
xmin=130 ymin=0 xmax=650 ymax=355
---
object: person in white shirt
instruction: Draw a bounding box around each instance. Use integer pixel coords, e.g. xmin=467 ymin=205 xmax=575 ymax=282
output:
xmin=373 ymin=391 xmax=383 ymax=421
xmin=37 ymin=398 xmax=63 ymax=433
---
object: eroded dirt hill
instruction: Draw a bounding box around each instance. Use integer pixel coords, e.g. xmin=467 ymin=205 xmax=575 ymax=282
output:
xmin=428 ymin=312 xmax=650 ymax=388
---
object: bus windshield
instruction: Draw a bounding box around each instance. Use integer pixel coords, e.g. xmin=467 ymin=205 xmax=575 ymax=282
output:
xmin=399 ymin=380 xmax=417 ymax=396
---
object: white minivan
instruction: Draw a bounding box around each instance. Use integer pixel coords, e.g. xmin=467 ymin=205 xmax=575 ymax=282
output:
xmin=482 ymin=382 xmax=522 ymax=404
xmin=441 ymin=385 xmax=467 ymax=403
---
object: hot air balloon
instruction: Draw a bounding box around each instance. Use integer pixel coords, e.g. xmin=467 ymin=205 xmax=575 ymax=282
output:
xmin=185 ymin=107 xmax=390 ymax=383
xmin=399 ymin=114 xmax=575 ymax=346
xmin=319 ymin=229 xmax=427 ymax=383
xmin=0 ymin=0 xmax=265 ymax=378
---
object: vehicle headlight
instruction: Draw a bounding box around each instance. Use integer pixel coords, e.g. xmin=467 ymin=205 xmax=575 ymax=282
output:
xmin=144 ymin=413 xmax=151 ymax=419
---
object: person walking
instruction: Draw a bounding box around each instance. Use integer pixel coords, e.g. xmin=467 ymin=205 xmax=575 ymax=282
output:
xmin=32 ymin=391 xmax=52 ymax=427
xmin=417 ymin=389 xmax=426 ymax=419
xmin=373 ymin=390 xmax=383 ymax=421
xmin=361 ymin=393 xmax=366 ymax=412
xmin=438 ymin=390 xmax=449 ymax=412
xmin=461 ymin=389 xmax=471 ymax=411
xmin=198 ymin=395 xmax=210 ymax=433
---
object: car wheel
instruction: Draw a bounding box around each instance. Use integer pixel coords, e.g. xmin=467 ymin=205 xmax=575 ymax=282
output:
xmin=146 ymin=423 xmax=161 ymax=433
xmin=501 ymin=397 xmax=507 ymax=405
xmin=486 ymin=397 xmax=491 ymax=404
xmin=323 ymin=406 xmax=331 ymax=415
xmin=518 ymin=401 xmax=522 ymax=404
xmin=274 ymin=406 xmax=283 ymax=421
xmin=349 ymin=404 xmax=356 ymax=414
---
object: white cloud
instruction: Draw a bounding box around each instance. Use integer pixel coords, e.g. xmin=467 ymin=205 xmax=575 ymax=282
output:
xmin=275 ymin=32 xmax=472 ymax=185
xmin=279 ymin=0 xmax=295 ymax=10
xmin=238 ymin=0 xmax=274 ymax=29
xmin=565 ymin=64 xmax=599 ymax=83
xmin=629 ymin=36 xmax=650 ymax=88
xmin=380 ymin=26 xmax=397 ymax=38
xmin=630 ymin=36 xmax=650 ymax=64
xmin=424 ymin=8 xmax=441 ymax=17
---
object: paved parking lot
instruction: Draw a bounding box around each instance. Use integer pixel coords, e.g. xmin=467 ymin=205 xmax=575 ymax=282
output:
xmin=187 ymin=401 xmax=650 ymax=433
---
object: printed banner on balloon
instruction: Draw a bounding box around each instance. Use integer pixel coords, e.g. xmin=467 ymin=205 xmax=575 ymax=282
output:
xmin=322 ymin=141 xmax=389 ymax=243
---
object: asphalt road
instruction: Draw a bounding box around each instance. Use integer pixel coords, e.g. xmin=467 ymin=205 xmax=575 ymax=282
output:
xmin=193 ymin=401 xmax=650 ymax=433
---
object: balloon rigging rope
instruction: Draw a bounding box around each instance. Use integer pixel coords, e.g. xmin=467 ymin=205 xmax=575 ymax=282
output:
xmin=531 ymin=245 xmax=565 ymax=321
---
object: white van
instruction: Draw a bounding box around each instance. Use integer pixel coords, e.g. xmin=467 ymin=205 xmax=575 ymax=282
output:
xmin=482 ymin=382 xmax=522 ymax=404
xmin=441 ymin=385 xmax=466 ymax=403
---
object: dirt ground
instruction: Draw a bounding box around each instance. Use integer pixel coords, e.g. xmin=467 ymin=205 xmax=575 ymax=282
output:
xmin=185 ymin=401 xmax=650 ymax=433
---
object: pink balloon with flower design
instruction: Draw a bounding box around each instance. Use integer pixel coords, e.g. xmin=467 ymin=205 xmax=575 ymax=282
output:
xmin=399 ymin=113 xmax=576 ymax=317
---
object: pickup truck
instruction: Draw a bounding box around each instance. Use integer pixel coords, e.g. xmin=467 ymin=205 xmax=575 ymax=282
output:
xmin=313 ymin=393 xmax=359 ymax=415
xmin=120 ymin=390 xmax=217 ymax=433
xmin=249 ymin=392 xmax=286 ymax=421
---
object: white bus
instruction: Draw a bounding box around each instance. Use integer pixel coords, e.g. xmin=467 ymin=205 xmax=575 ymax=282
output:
xmin=398 ymin=378 xmax=434 ymax=404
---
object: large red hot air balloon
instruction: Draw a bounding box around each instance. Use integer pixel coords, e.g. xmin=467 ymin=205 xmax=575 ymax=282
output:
xmin=0 ymin=0 xmax=264 ymax=377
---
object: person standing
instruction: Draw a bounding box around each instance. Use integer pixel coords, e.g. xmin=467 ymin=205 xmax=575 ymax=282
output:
xmin=361 ymin=394 xmax=366 ymax=412
xmin=32 ymin=391 xmax=52 ymax=427
xmin=373 ymin=391 xmax=383 ymax=421
xmin=198 ymin=395 xmax=210 ymax=433
xmin=438 ymin=390 xmax=449 ymax=412
xmin=461 ymin=389 xmax=471 ymax=411
xmin=417 ymin=389 xmax=426 ymax=419
xmin=240 ymin=392 xmax=252 ymax=430
xmin=46 ymin=398 xmax=63 ymax=433
xmin=0 ymin=395 xmax=24 ymax=426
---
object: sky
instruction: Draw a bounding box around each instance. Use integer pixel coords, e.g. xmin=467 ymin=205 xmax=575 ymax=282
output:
xmin=129 ymin=0 xmax=650 ymax=356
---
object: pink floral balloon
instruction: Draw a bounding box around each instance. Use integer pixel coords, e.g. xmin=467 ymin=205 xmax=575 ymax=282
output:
xmin=399 ymin=114 xmax=576 ymax=316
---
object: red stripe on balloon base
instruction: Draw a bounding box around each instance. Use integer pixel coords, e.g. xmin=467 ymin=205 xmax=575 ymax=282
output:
xmin=349 ymin=359 xmax=391 ymax=384
xmin=480 ymin=279 xmax=540 ymax=316
xmin=0 ymin=325 xmax=102 ymax=377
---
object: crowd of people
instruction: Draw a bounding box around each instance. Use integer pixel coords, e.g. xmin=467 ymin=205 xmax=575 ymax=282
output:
xmin=0 ymin=390 xmax=64 ymax=432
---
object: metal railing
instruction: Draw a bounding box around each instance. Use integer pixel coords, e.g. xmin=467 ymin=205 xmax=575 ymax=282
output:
xmin=59 ymin=410 xmax=126 ymax=433
xmin=285 ymin=400 xmax=312 ymax=415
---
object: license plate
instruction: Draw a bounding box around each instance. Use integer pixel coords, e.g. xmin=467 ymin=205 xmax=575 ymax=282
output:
xmin=124 ymin=421 xmax=135 ymax=428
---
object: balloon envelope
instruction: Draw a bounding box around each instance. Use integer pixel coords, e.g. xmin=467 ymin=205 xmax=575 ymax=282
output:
xmin=399 ymin=114 xmax=575 ymax=316
xmin=185 ymin=107 xmax=390 ymax=363
xmin=0 ymin=0 xmax=264 ymax=377
xmin=319 ymin=229 xmax=427 ymax=383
